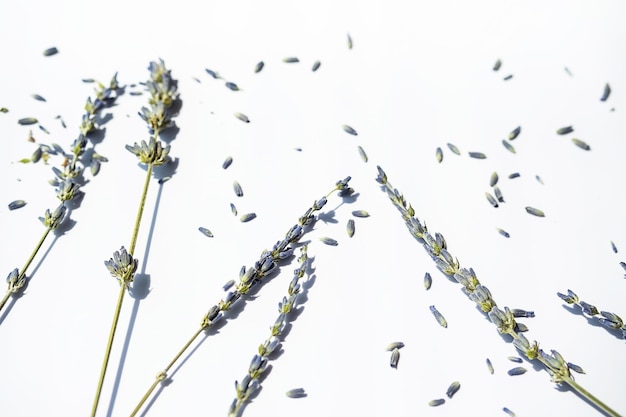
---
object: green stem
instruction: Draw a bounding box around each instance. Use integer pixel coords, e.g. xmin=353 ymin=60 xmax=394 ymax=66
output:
xmin=0 ymin=227 xmax=52 ymax=313
xmin=129 ymin=163 xmax=154 ymax=255
xmin=91 ymin=163 xmax=154 ymax=416
xmin=91 ymin=284 xmax=126 ymax=417
xmin=130 ymin=327 xmax=204 ymax=417
xmin=565 ymin=377 xmax=622 ymax=417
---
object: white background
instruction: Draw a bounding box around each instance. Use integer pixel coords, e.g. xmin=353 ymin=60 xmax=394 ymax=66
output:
xmin=0 ymin=1 xmax=625 ymax=416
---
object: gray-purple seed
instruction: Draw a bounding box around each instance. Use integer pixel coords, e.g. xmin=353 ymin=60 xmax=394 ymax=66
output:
xmin=230 ymin=203 xmax=237 ymax=216
xmin=320 ymin=236 xmax=338 ymax=246
xmin=446 ymin=381 xmax=461 ymax=399
xmin=486 ymin=192 xmax=499 ymax=208
xmin=254 ymin=61 xmax=264 ymax=73
xmin=352 ymin=210 xmax=369 ymax=218
xmin=282 ymin=57 xmax=299 ymax=63
xmin=205 ymin=68 xmax=221 ymax=79
xmin=571 ymin=138 xmax=590 ymax=151
xmin=42 ymin=47 xmax=58 ymax=56
xmin=198 ymin=227 xmax=214 ymax=237
xmin=611 ymin=241 xmax=618 ymax=253
xmin=494 ymin=186 xmax=504 ymax=203
xmin=497 ymin=228 xmax=510 ymax=238
xmin=525 ymin=206 xmax=545 ymax=217
xmin=447 ymin=143 xmax=461 ymax=155
xmin=240 ymin=213 xmax=257 ymax=223
xmin=508 ymin=172 xmax=520 ymax=179
xmin=8 ymin=200 xmax=26 ymax=210
xmin=31 ymin=94 xmax=46 ymax=102
xmin=285 ymin=388 xmax=307 ymax=398
xmin=507 ymin=366 xmax=527 ymax=376
xmin=18 ymin=117 xmax=38 ymax=125
xmin=490 ymin=172 xmax=499 ymax=186
xmin=430 ymin=305 xmax=448 ymax=328
xmin=428 ymin=399 xmax=445 ymax=407
xmin=600 ymin=83 xmax=611 ymax=102
xmin=357 ymin=145 xmax=368 ymax=162
xmin=486 ymin=358 xmax=494 ymax=374
xmin=234 ymin=112 xmax=249 ymax=123
xmin=493 ymin=59 xmax=501 ymax=71
xmin=385 ymin=342 xmax=405 ymax=351
xmin=557 ymin=126 xmax=574 ymax=135
xmin=503 ymin=407 xmax=516 ymax=416
xmin=225 ymin=81 xmax=239 ymax=91
xmin=222 ymin=156 xmax=233 ymax=169
xmin=507 ymin=356 xmax=523 ymax=363
xmin=346 ymin=219 xmax=355 ymax=238
xmin=535 ymin=175 xmax=544 ymax=185
xmin=508 ymin=126 xmax=521 ymax=140
xmin=424 ymin=272 xmax=432 ymax=290
xmin=342 ymin=124 xmax=358 ymax=136
xmin=233 ymin=181 xmax=243 ymax=197
xmin=436 ymin=147 xmax=443 ymax=163
xmin=390 ymin=348 xmax=400 ymax=368
xmin=312 ymin=61 xmax=321 ymax=72
xmin=503 ymin=74 xmax=513 ymax=80
xmin=502 ymin=140 xmax=516 ymax=154
xmin=469 ymin=151 xmax=487 ymax=159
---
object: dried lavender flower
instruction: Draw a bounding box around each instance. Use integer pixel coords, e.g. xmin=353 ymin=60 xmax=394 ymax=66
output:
xmin=390 ymin=348 xmax=400 ymax=368
xmin=285 ymin=388 xmax=307 ymax=398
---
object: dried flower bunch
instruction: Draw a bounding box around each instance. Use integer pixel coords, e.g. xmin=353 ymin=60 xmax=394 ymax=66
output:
xmin=374 ymin=165 xmax=620 ymax=417
xmin=91 ymin=60 xmax=179 ymax=417
xmin=228 ymin=245 xmax=309 ymax=417
xmin=1 ymin=75 xmax=122 ymax=315
xmin=558 ymin=289 xmax=626 ymax=339
xmin=130 ymin=177 xmax=351 ymax=416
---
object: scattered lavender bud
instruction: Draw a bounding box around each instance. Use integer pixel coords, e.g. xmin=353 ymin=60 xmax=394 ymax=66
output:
xmin=222 ymin=156 xmax=233 ymax=169
xmin=240 ymin=213 xmax=257 ymax=223
xmin=342 ymin=124 xmax=358 ymax=136
xmin=486 ymin=358 xmax=494 ymax=374
xmin=352 ymin=210 xmax=369 ymax=218
xmin=8 ymin=200 xmax=26 ymax=210
xmin=508 ymin=356 xmax=523 ymax=363
xmin=446 ymin=381 xmax=461 ymax=399
xmin=447 ymin=143 xmax=461 ymax=155
xmin=320 ymin=237 xmax=338 ymax=246
xmin=508 ymin=126 xmax=521 ymax=140
xmin=424 ymin=272 xmax=432 ymax=290
xmin=507 ymin=366 xmax=527 ymax=376
xmin=436 ymin=147 xmax=443 ymax=163
xmin=428 ymin=399 xmax=445 ymax=407
xmin=285 ymin=388 xmax=307 ymax=398
xmin=390 ymin=348 xmax=400 ymax=368
xmin=346 ymin=219 xmax=355 ymax=238
xmin=198 ymin=227 xmax=214 ymax=238
xmin=557 ymin=126 xmax=574 ymax=135
xmin=525 ymin=206 xmax=545 ymax=217
xmin=385 ymin=342 xmax=405 ymax=351
xmin=430 ymin=305 xmax=448 ymax=328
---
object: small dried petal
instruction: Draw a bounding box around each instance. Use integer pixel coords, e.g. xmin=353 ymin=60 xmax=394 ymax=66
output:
xmin=469 ymin=151 xmax=487 ymax=159
xmin=346 ymin=219 xmax=355 ymax=238
xmin=571 ymin=138 xmax=590 ymax=151
xmin=18 ymin=117 xmax=38 ymax=125
xmin=486 ymin=358 xmax=494 ymax=374
xmin=490 ymin=172 xmax=499 ymax=187
xmin=556 ymin=126 xmax=574 ymax=135
xmin=234 ymin=112 xmax=249 ymax=123
xmin=240 ymin=213 xmax=257 ymax=223
xmin=42 ymin=47 xmax=59 ymax=56
xmin=497 ymin=228 xmax=510 ymax=238
xmin=525 ymin=206 xmax=545 ymax=217
xmin=486 ymin=192 xmax=499 ymax=208
xmin=600 ymin=83 xmax=611 ymax=102
xmin=285 ymin=388 xmax=307 ymax=398
xmin=503 ymin=407 xmax=516 ymax=416
xmin=424 ymin=272 xmax=432 ymax=290
xmin=502 ymin=140 xmax=516 ymax=154
xmin=225 ymin=81 xmax=240 ymax=91
xmin=385 ymin=342 xmax=405 ymax=351
xmin=507 ymin=366 xmax=527 ymax=376
xmin=342 ymin=124 xmax=358 ymax=136
xmin=320 ymin=237 xmax=338 ymax=246
xmin=199 ymin=227 xmax=214 ymax=238
xmin=446 ymin=381 xmax=460 ymax=399
xmin=430 ymin=305 xmax=448 ymax=328
xmin=428 ymin=399 xmax=445 ymax=407
xmin=447 ymin=143 xmax=460 ymax=155
xmin=508 ymin=126 xmax=521 ymax=140
xmin=8 ymin=200 xmax=26 ymax=210
xmin=390 ymin=348 xmax=400 ymax=368
xmin=233 ymin=181 xmax=243 ymax=197
xmin=436 ymin=147 xmax=443 ymax=163
xmin=352 ymin=210 xmax=369 ymax=218
xmin=357 ymin=145 xmax=368 ymax=162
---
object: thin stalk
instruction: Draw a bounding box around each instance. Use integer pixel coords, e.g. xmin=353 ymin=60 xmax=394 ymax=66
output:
xmin=564 ymin=377 xmax=621 ymax=417
xmin=90 ymin=163 xmax=154 ymax=417
xmin=130 ymin=327 xmax=203 ymax=417
xmin=0 ymin=227 xmax=52 ymax=312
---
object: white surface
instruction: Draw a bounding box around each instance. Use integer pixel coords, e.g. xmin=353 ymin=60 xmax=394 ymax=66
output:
xmin=0 ymin=1 xmax=625 ymax=416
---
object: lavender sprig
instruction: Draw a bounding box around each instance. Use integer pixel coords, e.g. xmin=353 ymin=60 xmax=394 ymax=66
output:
xmin=91 ymin=61 xmax=178 ymax=417
xmin=375 ymin=165 xmax=620 ymax=417
xmin=228 ymin=245 xmax=309 ymax=417
xmin=558 ymin=289 xmax=626 ymax=339
xmin=129 ymin=177 xmax=350 ymax=416
xmin=0 ymin=75 xmax=121 ymax=316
